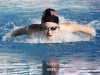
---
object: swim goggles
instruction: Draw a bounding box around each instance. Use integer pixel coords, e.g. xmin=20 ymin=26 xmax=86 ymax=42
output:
xmin=42 ymin=26 xmax=58 ymax=31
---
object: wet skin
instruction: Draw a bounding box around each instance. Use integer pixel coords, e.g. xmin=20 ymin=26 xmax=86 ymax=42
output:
xmin=43 ymin=22 xmax=59 ymax=40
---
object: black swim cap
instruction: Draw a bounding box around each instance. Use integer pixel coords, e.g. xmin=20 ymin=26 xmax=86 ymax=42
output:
xmin=41 ymin=8 xmax=59 ymax=24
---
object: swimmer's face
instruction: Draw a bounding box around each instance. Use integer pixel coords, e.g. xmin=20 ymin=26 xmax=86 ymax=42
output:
xmin=42 ymin=22 xmax=59 ymax=40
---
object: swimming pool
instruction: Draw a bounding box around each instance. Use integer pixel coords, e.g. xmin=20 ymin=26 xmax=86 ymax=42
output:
xmin=0 ymin=0 xmax=100 ymax=75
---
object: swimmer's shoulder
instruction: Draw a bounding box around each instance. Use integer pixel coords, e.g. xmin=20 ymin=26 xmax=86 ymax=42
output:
xmin=27 ymin=24 xmax=42 ymax=33
xmin=28 ymin=24 xmax=41 ymax=30
xmin=59 ymin=22 xmax=75 ymax=31
xmin=59 ymin=22 xmax=74 ymax=26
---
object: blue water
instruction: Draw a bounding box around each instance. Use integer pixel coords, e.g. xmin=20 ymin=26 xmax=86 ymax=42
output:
xmin=0 ymin=0 xmax=100 ymax=75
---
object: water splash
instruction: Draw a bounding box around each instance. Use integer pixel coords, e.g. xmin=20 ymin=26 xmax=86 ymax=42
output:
xmin=2 ymin=16 xmax=96 ymax=43
xmin=87 ymin=20 xmax=100 ymax=29
xmin=2 ymin=29 xmax=91 ymax=43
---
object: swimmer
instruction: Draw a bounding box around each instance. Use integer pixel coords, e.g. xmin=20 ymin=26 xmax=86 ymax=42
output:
xmin=11 ymin=8 xmax=96 ymax=40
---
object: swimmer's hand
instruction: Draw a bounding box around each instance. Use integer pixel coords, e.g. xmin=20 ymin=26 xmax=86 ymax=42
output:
xmin=91 ymin=28 xmax=96 ymax=36
xmin=2 ymin=27 xmax=29 ymax=41
xmin=2 ymin=33 xmax=11 ymax=41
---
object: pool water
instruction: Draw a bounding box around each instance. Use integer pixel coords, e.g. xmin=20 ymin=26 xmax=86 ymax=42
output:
xmin=0 ymin=0 xmax=100 ymax=75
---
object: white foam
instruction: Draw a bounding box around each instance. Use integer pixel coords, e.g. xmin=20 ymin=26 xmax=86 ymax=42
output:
xmin=2 ymin=29 xmax=91 ymax=43
xmin=11 ymin=30 xmax=90 ymax=43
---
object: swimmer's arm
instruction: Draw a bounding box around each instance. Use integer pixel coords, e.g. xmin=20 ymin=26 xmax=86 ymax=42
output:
xmin=60 ymin=23 xmax=96 ymax=36
xmin=70 ymin=23 xmax=96 ymax=36
xmin=11 ymin=26 xmax=29 ymax=37
xmin=11 ymin=24 xmax=41 ymax=37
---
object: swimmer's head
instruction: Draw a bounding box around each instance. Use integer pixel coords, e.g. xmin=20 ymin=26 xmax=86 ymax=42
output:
xmin=41 ymin=8 xmax=59 ymax=24
xmin=41 ymin=8 xmax=59 ymax=40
